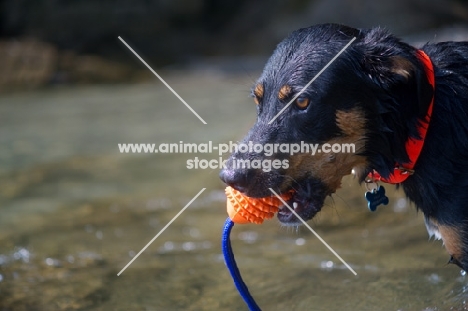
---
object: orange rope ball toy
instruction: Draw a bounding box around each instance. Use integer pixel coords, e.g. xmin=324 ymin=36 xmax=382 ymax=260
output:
xmin=225 ymin=186 xmax=292 ymax=224
xmin=223 ymin=186 xmax=294 ymax=310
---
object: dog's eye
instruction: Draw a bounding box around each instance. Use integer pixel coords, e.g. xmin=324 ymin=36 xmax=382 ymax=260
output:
xmin=295 ymin=97 xmax=310 ymax=109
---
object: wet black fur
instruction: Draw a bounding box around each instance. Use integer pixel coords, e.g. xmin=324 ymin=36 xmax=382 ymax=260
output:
xmin=220 ymin=23 xmax=468 ymax=270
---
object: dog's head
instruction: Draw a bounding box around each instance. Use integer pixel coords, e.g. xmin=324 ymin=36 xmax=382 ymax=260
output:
xmin=220 ymin=24 xmax=434 ymax=225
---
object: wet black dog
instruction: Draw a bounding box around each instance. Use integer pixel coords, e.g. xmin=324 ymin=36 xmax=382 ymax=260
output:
xmin=220 ymin=24 xmax=468 ymax=270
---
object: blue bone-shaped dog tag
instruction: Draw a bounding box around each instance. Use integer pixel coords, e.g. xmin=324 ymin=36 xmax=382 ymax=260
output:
xmin=365 ymin=185 xmax=389 ymax=212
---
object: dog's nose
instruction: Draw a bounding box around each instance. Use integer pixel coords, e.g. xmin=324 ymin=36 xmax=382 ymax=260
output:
xmin=219 ymin=168 xmax=250 ymax=193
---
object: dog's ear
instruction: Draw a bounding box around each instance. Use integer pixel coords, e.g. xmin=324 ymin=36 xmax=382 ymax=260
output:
xmin=358 ymin=30 xmax=434 ymax=119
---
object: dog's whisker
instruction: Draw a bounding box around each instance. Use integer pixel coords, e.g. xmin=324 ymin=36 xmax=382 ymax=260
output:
xmin=332 ymin=193 xmax=352 ymax=210
xmin=327 ymin=196 xmax=344 ymax=221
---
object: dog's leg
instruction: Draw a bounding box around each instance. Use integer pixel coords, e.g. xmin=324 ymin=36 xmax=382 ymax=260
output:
xmin=425 ymin=216 xmax=467 ymax=270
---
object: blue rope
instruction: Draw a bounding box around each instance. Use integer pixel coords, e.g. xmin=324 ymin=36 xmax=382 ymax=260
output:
xmin=222 ymin=218 xmax=261 ymax=311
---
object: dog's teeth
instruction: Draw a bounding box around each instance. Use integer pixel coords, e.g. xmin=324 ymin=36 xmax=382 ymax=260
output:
xmin=293 ymin=202 xmax=298 ymax=209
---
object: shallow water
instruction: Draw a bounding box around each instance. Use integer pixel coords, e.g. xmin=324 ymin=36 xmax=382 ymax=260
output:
xmin=0 ymin=73 xmax=467 ymax=310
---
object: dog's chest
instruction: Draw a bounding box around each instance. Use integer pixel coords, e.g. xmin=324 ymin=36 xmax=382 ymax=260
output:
xmin=425 ymin=217 xmax=442 ymax=240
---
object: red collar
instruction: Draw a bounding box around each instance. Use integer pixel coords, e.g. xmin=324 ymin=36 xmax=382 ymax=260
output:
xmin=368 ymin=50 xmax=435 ymax=184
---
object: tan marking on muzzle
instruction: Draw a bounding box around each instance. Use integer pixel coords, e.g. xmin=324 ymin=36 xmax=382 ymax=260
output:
xmin=336 ymin=108 xmax=367 ymax=136
xmin=281 ymin=107 xmax=367 ymax=192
